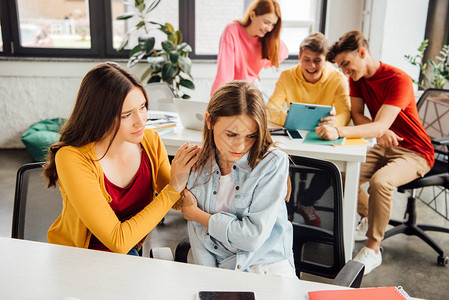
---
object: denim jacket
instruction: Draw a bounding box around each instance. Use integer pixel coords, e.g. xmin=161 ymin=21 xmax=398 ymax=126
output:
xmin=186 ymin=147 xmax=294 ymax=272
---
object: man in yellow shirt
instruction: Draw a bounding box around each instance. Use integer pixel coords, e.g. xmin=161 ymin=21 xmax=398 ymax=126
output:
xmin=267 ymin=32 xmax=350 ymax=226
xmin=267 ymin=32 xmax=350 ymax=127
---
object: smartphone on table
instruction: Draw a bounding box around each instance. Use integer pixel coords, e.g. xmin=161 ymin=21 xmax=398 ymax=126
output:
xmin=198 ymin=291 xmax=255 ymax=300
xmin=286 ymin=129 xmax=303 ymax=140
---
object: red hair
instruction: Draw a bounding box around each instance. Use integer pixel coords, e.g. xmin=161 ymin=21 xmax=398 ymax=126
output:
xmin=238 ymin=0 xmax=282 ymax=67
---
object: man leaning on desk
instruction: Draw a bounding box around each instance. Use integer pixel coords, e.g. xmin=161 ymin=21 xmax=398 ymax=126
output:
xmin=316 ymin=30 xmax=434 ymax=275
xmin=266 ymin=32 xmax=351 ymax=226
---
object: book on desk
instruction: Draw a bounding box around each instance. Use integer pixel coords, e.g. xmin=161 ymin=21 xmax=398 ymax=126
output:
xmin=308 ymin=286 xmax=411 ymax=300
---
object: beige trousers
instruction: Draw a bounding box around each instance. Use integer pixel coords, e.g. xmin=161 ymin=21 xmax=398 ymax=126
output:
xmin=357 ymin=144 xmax=431 ymax=242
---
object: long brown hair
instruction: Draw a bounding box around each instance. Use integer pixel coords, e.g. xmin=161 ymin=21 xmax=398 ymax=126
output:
xmin=196 ymin=80 xmax=274 ymax=175
xmin=43 ymin=62 xmax=148 ymax=187
xmin=238 ymin=0 xmax=282 ymax=67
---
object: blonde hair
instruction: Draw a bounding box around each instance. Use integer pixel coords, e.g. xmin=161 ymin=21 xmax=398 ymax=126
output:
xmin=300 ymin=32 xmax=328 ymax=55
xmin=196 ymin=81 xmax=274 ymax=174
xmin=238 ymin=0 xmax=283 ymax=67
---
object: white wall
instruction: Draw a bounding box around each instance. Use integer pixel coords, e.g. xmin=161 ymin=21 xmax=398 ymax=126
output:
xmin=368 ymin=0 xmax=429 ymax=82
xmin=0 ymin=0 xmax=430 ymax=149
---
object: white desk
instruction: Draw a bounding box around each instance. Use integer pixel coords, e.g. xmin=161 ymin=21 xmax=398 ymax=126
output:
xmin=0 ymin=237 xmax=349 ymax=300
xmin=159 ymin=121 xmax=368 ymax=261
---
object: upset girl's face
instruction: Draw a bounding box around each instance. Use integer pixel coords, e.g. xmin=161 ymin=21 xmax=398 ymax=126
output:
xmin=115 ymin=87 xmax=148 ymax=144
xmin=208 ymin=113 xmax=258 ymax=165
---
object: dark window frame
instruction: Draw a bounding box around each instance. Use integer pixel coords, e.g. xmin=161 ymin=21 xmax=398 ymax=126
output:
xmin=181 ymin=0 xmax=328 ymax=60
xmin=0 ymin=0 xmax=128 ymax=58
xmin=0 ymin=0 xmax=327 ymax=60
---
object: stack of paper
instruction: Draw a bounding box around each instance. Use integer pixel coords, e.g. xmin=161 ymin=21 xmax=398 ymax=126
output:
xmin=147 ymin=113 xmax=177 ymax=136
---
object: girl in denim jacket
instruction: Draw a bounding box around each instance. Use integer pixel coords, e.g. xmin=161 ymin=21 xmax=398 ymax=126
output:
xmin=181 ymin=81 xmax=296 ymax=278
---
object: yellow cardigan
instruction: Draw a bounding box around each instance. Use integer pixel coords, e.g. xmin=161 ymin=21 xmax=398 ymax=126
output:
xmin=47 ymin=129 xmax=181 ymax=253
xmin=267 ymin=62 xmax=351 ymax=127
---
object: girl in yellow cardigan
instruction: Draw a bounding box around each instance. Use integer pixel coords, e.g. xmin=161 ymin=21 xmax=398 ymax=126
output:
xmin=44 ymin=62 xmax=199 ymax=255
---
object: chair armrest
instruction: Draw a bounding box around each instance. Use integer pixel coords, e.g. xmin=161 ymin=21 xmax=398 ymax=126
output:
xmin=332 ymin=260 xmax=365 ymax=288
xmin=174 ymin=237 xmax=191 ymax=263
xmin=149 ymin=247 xmax=174 ymax=261
xmin=432 ymin=137 xmax=449 ymax=146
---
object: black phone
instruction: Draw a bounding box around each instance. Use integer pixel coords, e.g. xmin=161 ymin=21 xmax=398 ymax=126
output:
xmin=286 ymin=129 xmax=303 ymax=139
xmin=198 ymin=291 xmax=255 ymax=300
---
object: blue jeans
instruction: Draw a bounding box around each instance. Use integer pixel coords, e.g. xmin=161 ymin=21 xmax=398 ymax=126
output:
xmin=127 ymin=245 xmax=140 ymax=256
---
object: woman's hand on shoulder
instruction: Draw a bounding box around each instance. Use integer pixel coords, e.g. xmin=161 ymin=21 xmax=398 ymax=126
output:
xmin=169 ymin=142 xmax=200 ymax=193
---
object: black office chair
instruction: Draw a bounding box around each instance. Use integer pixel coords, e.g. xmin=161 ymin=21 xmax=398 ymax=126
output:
xmin=169 ymin=155 xmax=365 ymax=287
xmin=287 ymin=155 xmax=348 ymax=279
xmin=383 ymin=88 xmax=449 ymax=266
xmin=11 ymin=162 xmax=62 ymax=242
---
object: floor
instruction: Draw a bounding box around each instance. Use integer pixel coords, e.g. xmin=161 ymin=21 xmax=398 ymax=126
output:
xmin=1 ymin=149 xmax=448 ymax=299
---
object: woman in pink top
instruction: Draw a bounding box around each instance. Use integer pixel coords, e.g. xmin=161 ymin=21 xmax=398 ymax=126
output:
xmin=210 ymin=0 xmax=288 ymax=95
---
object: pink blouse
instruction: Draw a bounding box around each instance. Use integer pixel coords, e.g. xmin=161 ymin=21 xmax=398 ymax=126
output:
xmin=211 ymin=21 xmax=288 ymax=95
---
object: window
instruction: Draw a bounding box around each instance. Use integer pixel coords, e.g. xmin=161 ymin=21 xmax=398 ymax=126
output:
xmin=194 ymin=0 xmax=244 ymax=56
xmin=112 ymin=0 xmax=179 ymax=50
xmin=0 ymin=0 xmax=326 ymax=59
xmin=279 ymin=0 xmax=327 ymax=56
xmin=16 ymin=0 xmax=91 ymax=49
xmin=183 ymin=0 xmax=326 ymax=59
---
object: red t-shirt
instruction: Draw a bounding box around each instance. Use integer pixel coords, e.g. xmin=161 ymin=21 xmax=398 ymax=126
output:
xmin=349 ymin=62 xmax=434 ymax=167
xmin=89 ymin=150 xmax=153 ymax=251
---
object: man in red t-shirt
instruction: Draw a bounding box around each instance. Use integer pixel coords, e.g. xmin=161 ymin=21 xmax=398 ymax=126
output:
xmin=316 ymin=31 xmax=434 ymax=275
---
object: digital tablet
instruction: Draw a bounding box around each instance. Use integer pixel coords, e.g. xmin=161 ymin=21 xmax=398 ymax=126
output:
xmin=284 ymin=103 xmax=332 ymax=131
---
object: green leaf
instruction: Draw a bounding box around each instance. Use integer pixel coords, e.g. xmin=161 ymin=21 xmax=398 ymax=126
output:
xmin=182 ymin=94 xmax=191 ymax=99
xmin=158 ymin=25 xmax=172 ymax=36
xmin=178 ymin=43 xmax=192 ymax=53
xmin=147 ymin=75 xmax=162 ymax=84
xmin=161 ymin=40 xmax=175 ymax=52
xmin=162 ymin=62 xmax=178 ymax=81
xmin=175 ymin=30 xmax=182 ymax=45
xmin=165 ymin=23 xmax=174 ymax=33
xmin=138 ymin=3 xmax=145 ymax=12
xmin=136 ymin=20 xmax=145 ymax=29
xmin=129 ymin=45 xmax=142 ymax=57
xmin=169 ymin=51 xmax=179 ymax=63
xmin=138 ymin=35 xmax=155 ymax=53
xmin=140 ymin=67 xmax=154 ymax=82
xmin=178 ymin=56 xmax=192 ymax=74
xmin=128 ymin=53 xmax=144 ymax=68
xmin=168 ymin=33 xmax=176 ymax=44
xmin=147 ymin=0 xmax=161 ymax=12
xmin=116 ymin=12 xmax=136 ymax=20
xmin=180 ymin=79 xmax=195 ymax=90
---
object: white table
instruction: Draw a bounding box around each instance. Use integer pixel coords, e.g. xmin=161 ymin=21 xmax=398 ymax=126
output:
xmin=157 ymin=117 xmax=369 ymax=261
xmin=0 ymin=237 xmax=350 ymax=300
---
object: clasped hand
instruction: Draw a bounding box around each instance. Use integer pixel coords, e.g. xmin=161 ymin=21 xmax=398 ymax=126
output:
xmin=181 ymin=189 xmax=198 ymax=221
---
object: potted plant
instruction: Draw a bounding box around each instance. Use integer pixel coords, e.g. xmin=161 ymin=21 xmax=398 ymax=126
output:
xmin=405 ymin=39 xmax=449 ymax=90
xmin=117 ymin=0 xmax=194 ymax=99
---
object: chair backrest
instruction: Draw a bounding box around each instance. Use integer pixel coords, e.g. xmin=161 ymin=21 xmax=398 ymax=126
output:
xmin=12 ymin=162 xmax=62 ymax=242
xmin=145 ymin=82 xmax=176 ymax=112
xmin=288 ymin=155 xmax=345 ymax=279
xmin=417 ymin=88 xmax=449 ymax=173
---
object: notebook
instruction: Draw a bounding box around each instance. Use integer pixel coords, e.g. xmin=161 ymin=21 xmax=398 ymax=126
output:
xmin=308 ymin=286 xmax=411 ymax=300
xmin=173 ymin=98 xmax=209 ymax=131
xmin=284 ymin=103 xmax=332 ymax=131
xmin=303 ymin=131 xmax=346 ymax=145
